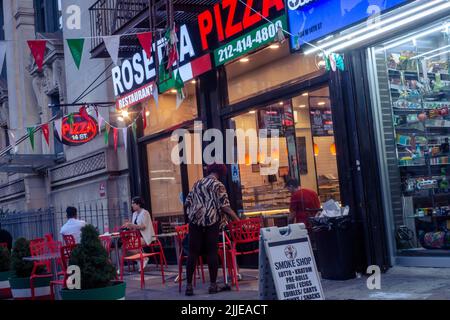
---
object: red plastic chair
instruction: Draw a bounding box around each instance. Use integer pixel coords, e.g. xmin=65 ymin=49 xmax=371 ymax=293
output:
xmin=146 ymin=221 xmax=168 ymax=268
xmin=225 ymin=217 xmax=263 ymax=291
xmin=29 ymin=239 xmax=54 ymax=300
xmin=62 ymin=234 xmax=76 ymax=248
xmin=49 ymin=245 xmax=74 ymax=300
xmin=175 ymin=224 xmax=205 ymax=293
xmin=99 ymin=235 xmax=112 ymax=256
xmin=119 ymin=230 xmax=165 ymax=289
xmin=218 ymin=231 xmax=238 ymax=289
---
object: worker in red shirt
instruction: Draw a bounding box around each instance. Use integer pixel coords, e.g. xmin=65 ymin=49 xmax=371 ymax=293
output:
xmin=286 ymin=179 xmax=321 ymax=229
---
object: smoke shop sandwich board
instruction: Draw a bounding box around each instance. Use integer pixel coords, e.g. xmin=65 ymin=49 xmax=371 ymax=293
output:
xmin=259 ymin=224 xmax=324 ymax=300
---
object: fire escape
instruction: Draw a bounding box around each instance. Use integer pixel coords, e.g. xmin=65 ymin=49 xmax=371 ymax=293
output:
xmin=89 ymin=0 xmax=218 ymax=59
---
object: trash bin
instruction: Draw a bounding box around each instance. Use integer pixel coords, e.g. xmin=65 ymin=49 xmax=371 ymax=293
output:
xmin=310 ymin=216 xmax=356 ymax=281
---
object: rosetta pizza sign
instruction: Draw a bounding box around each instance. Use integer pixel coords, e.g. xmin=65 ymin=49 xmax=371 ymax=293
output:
xmin=59 ymin=113 xmax=98 ymax=146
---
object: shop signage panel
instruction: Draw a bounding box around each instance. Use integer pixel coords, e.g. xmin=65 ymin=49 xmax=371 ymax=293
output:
xmin=259 ymin=224 xmax=324 ymax=300
xmin=198 ymin=0 xmax=285 ymax=51
xmin=112 ymin=24 xmax=212 ymax=100
xmin=214 ymin=15 xmax=287 ymax=66
xmin=59 ymin=114 xmax=98 ymax=146
xmin=287 ymin=0 xmax=410 ymax=51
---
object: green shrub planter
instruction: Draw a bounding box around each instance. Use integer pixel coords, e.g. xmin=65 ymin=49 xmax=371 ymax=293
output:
xmin=61 ymin=281 xmax=126 ymax=300
xmin=0 ymin=271 xmax=12 ymax=299
xmin=9 ymin=276 xmax=51 ymax=300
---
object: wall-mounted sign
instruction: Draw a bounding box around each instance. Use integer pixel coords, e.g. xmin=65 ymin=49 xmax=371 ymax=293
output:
xmin=116 ymin=82 xmax=155 ymax=110
xmin=59 ymin=114 xmax=98 ymax=146
xmin=99 ymin=183 xmax=106 ymax=197
xmin=198 ymin=0 xmax=285 ymax=51
xmin=287 ymin=0 xmax=410 ymax=51
xmin=112 ymin=24 xmax=212 ymax=100
xmin=214 ymin=15 xmax=287 ymax=66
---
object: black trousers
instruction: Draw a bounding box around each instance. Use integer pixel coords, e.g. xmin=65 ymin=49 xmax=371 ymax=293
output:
xmin=186 ymin=223 xmax=220 ymax=285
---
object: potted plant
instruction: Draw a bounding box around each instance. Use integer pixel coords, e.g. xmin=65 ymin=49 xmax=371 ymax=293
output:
xmin=61 ymin=225 xmax=125 ymax=300
xmin=9 ymin=238 xmax=51 ymax=300
xmin=0 ymin=246 xmax=12 ymax=299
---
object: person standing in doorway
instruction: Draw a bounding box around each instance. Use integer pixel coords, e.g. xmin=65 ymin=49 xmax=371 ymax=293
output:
xmin=286 ymin=179 xmax=322 ymax=229
xmin=184 ymin=163 xmax=240 ymax=296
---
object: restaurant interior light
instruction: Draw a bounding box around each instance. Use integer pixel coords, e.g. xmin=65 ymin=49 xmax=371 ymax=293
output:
xmin=170 ymin=89 xmax=177 ymax=94
xmin=314 ymin=143 xmax=319 ymax=157
xmin=269 ymin=44 xmax=280 ymax=49
xmin=330 ymin=143 xmax=337 ymax=156
xmin=121 ymin=110 xmax=129 ymax=118
xmin=240 ymin=57 xmax=250 ymax=63
xmin=249 ymin=110 xmax=256 ymax=114
xmin=145 ymin=111 xmax=150 ymax=117
xmin=318 ymin=102 xmax=326 ymax=106
xmin=299 ymin=104 xmax=307 ymax=108
xmin=118 ymin=116 xmax=124 ymax=122
xmin=302 ymin=92 xmax=309 ymax=96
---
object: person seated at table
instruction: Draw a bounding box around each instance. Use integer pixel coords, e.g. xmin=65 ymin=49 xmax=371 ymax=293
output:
xmin=122 ymin=196 xmax=156 ymax=271
xmin=60 ymin=207 xmax=86 ymax=244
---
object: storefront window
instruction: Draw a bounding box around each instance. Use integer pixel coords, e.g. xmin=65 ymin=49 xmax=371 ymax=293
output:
xmin=226 ymin=42 xmax=322 ymax=104
xmin=144 ymin=81 xmax=198 ymax=136
xmin=229 ymin=86 xmax=341 ymax=214
xmin=371 ymin=20 xmax=450 ymax=254
xmin=147 ymin=137 xmax=184 ymax=219
xmin=294 ymin=87 xmax=341 ymax=203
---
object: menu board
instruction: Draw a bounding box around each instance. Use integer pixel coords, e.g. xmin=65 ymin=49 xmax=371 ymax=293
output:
xmin=310 ymin=108 xmax=334 ymax=136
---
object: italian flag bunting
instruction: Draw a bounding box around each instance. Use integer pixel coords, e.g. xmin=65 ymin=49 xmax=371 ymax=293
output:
xmin=27 ymin=127 xmax=35 ymax=150
xmin=27 ymin=40 xmax=47 ymax=71
xmin=104 ymin=123 xmax=111 ymax=145
xmin=67 ymin=39 xmax=85 ymax=69
xmin=41 ymin=123 xmax=50 ymax=146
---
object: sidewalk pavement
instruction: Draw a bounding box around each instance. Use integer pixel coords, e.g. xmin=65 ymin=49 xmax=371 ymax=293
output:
xmin=124 ymin=265 xmax=450 ymax=300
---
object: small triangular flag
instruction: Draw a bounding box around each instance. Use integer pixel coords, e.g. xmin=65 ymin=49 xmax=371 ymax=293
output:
xmin=54 ymin=118 xmax=62 ymax=141
xmin=103 ymin=35 xmax=121 ymax=65
xmin=174 ymin=71 xmax=185 ymax=109
xmin=152 ymin=84 xmax=159 ymax=108
xmin=41 ymin=123 xmax=50 ymax=146
xmin=137 ymin=32 xmax=153 ymax=59
xmin=79 ymin=106 xmax=90 ymax=122
xmin=132 ymin=122 xmax=137 ymax=142
xmin=98 ymin=114 xmax=103 ymax=136
xmin=27 ymin=127 xmax=35 ymax=150
xmin=142 ymin=109 xmax=147 ymax=129
xmin=67 ymin=38 xmax=85 ymax=69
xmin=122 ymin=127 xmax=128 ymax=151
xmin=113 ymin=128 xmax=118 ymax=152
xmin=0 ymin=42 xmax=7 ymax=75
xmin=27 ymin=40 xmax=47 ymax=71
xmin=104 ymin=123 xmax=110 ymax=145
xmin=8 ymin=130 xmax=17 ymax=154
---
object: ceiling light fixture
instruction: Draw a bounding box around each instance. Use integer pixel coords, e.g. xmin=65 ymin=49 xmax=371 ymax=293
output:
xmin=240 ymin=57 xmax=250 ymax=63
xmin=410 ymin=44 xmax=450 ymax=60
